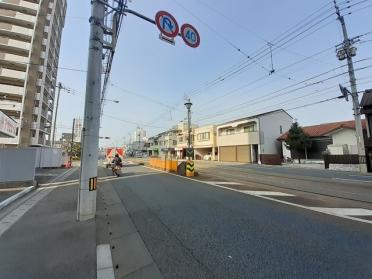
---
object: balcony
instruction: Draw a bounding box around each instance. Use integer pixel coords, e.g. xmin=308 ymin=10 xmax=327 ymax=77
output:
xmin=0 ymin=2 xmax=37 ymax=16
xmin=217 ymin=131 xmax=260 ymax=147
xmin=32 ymin=107 xmax=40 ymax=115
xmin=0 ymin=59 xmax=27 ymax=72
xmin=35 ymin=93 xmax=41 ymax=101
xmin=0 ymin=29 xmax=32 ymax=43
xmin=0 ymin=43 xmax=29 ymax=57
xmin=0 ymin=75 xmax=25 ymax=87
xmin=36 ymin=79 xmax=43 ymax=86
xmin=0 ymin=15 xmax=35 ymax=29
xmin=31 ymin=122 xmax=38 ymax=130
xmin=40 ymin=51 xmax=46 ymax=59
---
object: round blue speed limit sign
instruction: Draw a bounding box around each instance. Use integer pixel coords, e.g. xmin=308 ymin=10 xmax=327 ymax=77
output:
xmin=181 ymin=23 xmax=200 ymax=48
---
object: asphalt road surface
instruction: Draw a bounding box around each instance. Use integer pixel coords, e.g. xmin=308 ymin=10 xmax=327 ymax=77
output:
xmin=104 ymin=165 xmax=372 ymax=279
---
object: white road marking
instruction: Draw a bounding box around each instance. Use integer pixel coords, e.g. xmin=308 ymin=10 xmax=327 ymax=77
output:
xmin=97 ymin=244 xmax=115 ymax=279
xmin=206 ymin=181 xmax=244 ymax=185
xmin=0 ymin=188 xmax=52 ymax=238
xmin=144 ymin=166 xmax=372 ymax=225
xmin=241 ymin=191 xmax=295 ymax=197
xmin=332 ymin=178 xmax=372 ymax=183
xmin=308 ymin=208 xmax=372 ymax=216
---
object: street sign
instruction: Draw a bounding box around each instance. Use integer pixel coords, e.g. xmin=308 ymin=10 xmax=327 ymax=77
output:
xmin=159 ymin=33 xmax=175 ymax=46
xmin=185 ymin=148 xmax=194 ymax=158
xmin=181 ymin=23 xmax=200 ymax=48
xmin=155 ymin=11 xmax=179 ymax=38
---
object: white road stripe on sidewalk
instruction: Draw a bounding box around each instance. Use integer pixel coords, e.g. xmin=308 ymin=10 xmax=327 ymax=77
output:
xmin=241 ymin=191 xmax=295 ymax=197
xmin=97 ymin=244 xmax=115 ymax=279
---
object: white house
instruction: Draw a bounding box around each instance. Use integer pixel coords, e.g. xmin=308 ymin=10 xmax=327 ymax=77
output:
xmin=217 ymin=109 xmax=293 ymax=164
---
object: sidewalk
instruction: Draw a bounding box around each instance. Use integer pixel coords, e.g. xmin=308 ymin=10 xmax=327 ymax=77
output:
xmin=0 ymin=168 xmax=96 ymax=279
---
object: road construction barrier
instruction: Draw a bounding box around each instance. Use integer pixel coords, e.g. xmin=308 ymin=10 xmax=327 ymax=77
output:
xmin=149 ymin=158 xmax=178 ymax=172
xmin=186 ymin=160 xmax=195 ymax=177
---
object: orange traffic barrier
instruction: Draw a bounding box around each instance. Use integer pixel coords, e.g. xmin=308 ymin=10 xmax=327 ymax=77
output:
xmin=149 ymin=158 xmax=178 ymax=172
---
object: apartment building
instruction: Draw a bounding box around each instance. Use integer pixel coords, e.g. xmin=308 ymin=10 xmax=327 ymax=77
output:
xmin=217 ymin=109 xmax=293 ymax=164
xmin=175 ymin=121 xmax=198 ymax=159
xmin=0 ymin=0 xmax=67 ymax=147
xmin=148 ymin=128 xmax=178 ymax=158
xmin=193 ymin=125 xmax=217 ymax=160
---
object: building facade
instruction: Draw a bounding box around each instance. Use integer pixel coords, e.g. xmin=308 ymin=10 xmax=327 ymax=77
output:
xmin=193 ymin=124 xmax=217 ymax=160
xmin=175 ymin=121 xmax=197 ymax=159
xmin=217 ymin=109 xmax=293 ymax=164
xmin=0 ymin=0 xmax=67 ymax=147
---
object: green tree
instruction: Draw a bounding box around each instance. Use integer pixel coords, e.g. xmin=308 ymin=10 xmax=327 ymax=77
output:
xmin=71 ymin=142 xmax=81 ymax=159
xmin=284 ymin=122 xmax=311 ymax=163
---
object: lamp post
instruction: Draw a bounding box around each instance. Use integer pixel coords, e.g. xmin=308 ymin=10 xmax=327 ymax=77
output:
xmin=184 ymin=99 xmax=192 ymax=158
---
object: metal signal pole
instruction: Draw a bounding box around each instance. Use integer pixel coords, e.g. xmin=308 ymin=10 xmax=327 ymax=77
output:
xmin=334 ymin=0 xmax=367 ymax=173
xmin=77 ymin=0 xmax=105 ymax=221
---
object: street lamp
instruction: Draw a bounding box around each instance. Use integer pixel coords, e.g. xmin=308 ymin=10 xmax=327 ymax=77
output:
xmin=184 ymin=99 xmax=192 ymax=151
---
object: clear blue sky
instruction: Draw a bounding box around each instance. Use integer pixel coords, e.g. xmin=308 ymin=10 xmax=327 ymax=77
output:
xmin=56 ymin=0 xmax=372 ymax=147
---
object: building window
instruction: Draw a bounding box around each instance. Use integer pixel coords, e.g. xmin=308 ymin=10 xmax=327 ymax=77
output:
xmin=243 ymin=125 xmax=255 ymax=133
xmin=226 ymin=128 xmax=235 ymax=135
xmin=173 ymin=140 xmax=177 ymax=145
xmin=197 ymin=132 xmax=210 ymax=141
xmin=280 ymin=125 xmax=283 ymax=134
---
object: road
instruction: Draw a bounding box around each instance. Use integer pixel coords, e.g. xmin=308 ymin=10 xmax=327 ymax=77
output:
xmin=100 ymin=164 xmax=372 ymax=278
xmin=194 ymin=161 xmax=372 ymax=204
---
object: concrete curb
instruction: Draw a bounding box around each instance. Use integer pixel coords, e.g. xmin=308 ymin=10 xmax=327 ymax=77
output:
xmin=0 ymin=167 xmax=77 ymax=212
xmin=0 ymin=186 xmax=35 ymax=211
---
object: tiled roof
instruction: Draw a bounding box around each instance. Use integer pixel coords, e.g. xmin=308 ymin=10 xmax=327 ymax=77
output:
xmin=278 ymin=119 xmax=367 ymax=140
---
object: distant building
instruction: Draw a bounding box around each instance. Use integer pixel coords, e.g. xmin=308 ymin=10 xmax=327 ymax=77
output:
xmin=0 ymin=0 xmax=67 ymax=147
xmin=217 ymin=109 xmax=293 ymax=164
xmin=73 ymin=118 xmax=82 ymax=143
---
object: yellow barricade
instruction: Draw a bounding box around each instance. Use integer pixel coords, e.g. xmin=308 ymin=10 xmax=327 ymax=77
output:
xmin=150 ymin=158 xmax=178 ymax=172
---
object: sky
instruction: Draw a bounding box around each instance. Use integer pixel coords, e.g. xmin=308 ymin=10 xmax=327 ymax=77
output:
xmin=56 ymin=0 xmax=372 ymax=147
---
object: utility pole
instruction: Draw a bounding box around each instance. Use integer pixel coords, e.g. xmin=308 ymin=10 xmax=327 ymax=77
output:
xmin=77 ymin=0 xmax=105 ymax=221
xmin=69 ymin=118 xmax=75 ymax=167
xmin=334 ymin=0 xmax=367 ymax=173
xmin=51 ymin=82 xmax=62 ymax=147
xmin=137 ymin=127 xmax=141 ymax=151
xmin=184 ymin=99 xmax=192 ymax=158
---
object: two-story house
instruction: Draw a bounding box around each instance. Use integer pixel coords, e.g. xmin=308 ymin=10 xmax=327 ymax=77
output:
xmin=194 ymin=125 xmax=217 ymax=160
xmin=175 ymin=121 xmax=198 ymax=159
xmin=217 ymin=109 xmax=293 ymax=164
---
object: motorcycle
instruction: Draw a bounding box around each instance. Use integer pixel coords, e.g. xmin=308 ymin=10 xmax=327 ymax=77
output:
xmin=111 ymin=163 xmax=122 ymax=177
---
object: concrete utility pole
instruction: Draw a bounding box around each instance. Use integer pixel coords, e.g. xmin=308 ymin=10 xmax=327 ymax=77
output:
xmin=77 ymin=0 xmax=105 ymax=221
xmin=69 ymin=118 xmax=75 ymax=167
xmin=334 ymin=0 xmax=367 ymax=173
xmin=184 ymin=99 xmax=192 ymax=150
xmin=51 ymin=82 xmax=62 ymax=147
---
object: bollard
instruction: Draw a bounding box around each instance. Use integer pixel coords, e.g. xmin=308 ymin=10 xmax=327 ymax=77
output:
xmin=186 ymin=160 xmax=195 ymax=177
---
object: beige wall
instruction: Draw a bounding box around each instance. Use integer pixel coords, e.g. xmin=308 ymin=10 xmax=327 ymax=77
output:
xmin=194 ymin=125 xmax=216 ymax=148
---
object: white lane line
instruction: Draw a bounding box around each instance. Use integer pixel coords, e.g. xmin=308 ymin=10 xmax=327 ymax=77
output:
xmin=144 ymin=166 xmax=372 ymax=225
xmin=308 ymin=208 xmax=372 ymax=216
xmin=241 ymin=191 xmax=295 ymax=197
xmin=332 ymin=178 xmax=372 ymax=183
xmin=97 ymin=244 xmax=115 ymax=279
xmin=206 ymin=181 xmax=244 ymax=185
